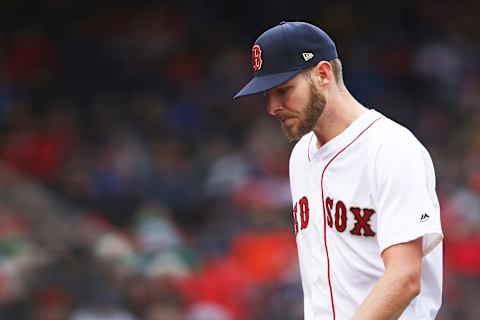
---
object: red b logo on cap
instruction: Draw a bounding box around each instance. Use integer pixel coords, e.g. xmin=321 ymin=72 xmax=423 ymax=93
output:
xmin=252 ymin=45 xmax=263 ymax=71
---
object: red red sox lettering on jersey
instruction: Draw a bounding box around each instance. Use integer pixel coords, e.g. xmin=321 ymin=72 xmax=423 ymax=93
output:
xmin=293 ymin=196 xmax=376 ymax=236
xmin=288 ymin=109 xmax=443 ymax=320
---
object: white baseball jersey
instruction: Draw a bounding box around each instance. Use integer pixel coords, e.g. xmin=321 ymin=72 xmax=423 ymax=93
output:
xmin=289 ymin=109 xmax=443 ymax=320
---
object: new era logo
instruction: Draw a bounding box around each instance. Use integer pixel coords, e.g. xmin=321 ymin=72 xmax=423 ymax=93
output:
xmin=302 ymin=52 xmax=314 ymax=61
xmin=420 ymin=213 xmax=430 ymax=222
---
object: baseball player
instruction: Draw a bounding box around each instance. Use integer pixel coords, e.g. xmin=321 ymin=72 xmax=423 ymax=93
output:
xmin=234 ymin=21 xmax=443 ymax=319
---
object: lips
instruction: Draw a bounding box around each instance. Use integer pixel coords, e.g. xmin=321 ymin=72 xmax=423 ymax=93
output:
xmin=276 ymin=113 xmax=296 ymax=126
xmin=281 ymin=117 xmax=295 ymax=126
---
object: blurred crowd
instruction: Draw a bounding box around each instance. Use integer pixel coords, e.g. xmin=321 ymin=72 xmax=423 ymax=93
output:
xmin=0 ymin=0 xmax=479 ymax=319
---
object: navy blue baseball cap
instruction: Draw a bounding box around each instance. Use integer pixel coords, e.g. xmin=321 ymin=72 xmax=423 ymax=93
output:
xmin=234 ymin=21 xmax=338 ymax=99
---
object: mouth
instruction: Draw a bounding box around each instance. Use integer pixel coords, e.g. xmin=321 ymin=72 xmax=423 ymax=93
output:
xmin=280 ymin=117 xmax=296 ymax=126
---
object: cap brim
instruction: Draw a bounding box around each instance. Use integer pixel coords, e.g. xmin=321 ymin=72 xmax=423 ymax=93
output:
xmin=233 ymin=69 xmax=304 ymax=99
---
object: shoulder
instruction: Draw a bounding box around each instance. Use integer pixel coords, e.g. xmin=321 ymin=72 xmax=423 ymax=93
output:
xmin=368 ymin=113 xmax=428 ymax=155
xmin=367 ymin=112 xmax=435 ymax=175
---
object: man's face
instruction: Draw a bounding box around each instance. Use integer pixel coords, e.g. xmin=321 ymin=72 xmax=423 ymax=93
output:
xmin=265 ymin=73 xmax=326 ymax=142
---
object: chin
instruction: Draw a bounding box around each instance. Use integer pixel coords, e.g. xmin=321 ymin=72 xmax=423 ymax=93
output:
xmin=282 ymin=125 xmax=302 ymax=142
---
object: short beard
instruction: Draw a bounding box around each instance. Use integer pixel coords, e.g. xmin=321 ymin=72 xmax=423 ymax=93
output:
xmin=282 ymin=83 xmax=326 ymax=142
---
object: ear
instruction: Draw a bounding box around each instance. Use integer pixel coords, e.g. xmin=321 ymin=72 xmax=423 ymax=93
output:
xmin=312 ymin=61 xmax=334 ymax=87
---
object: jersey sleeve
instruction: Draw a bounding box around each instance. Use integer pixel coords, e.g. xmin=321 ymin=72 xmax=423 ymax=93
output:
xmin=371 ymin=128 xmax=443 ymax=256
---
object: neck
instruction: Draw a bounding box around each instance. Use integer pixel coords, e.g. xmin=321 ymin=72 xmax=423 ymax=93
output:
xmin=313 ymin=88 xmax=368 ymax=147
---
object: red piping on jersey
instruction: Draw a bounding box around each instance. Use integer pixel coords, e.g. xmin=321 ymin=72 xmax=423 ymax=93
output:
xmin=320 ymin=116 xmax=383 ymax=320
xmin=307 ymin=132 xmax=315 ymax=161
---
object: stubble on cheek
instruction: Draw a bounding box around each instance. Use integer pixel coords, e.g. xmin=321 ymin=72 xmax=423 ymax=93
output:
xmin=281 ymin=94 xmax=325 ymax=142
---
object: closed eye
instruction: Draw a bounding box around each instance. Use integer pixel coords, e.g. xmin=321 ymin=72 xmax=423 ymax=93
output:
xmin=275 ymin=85 xmax=292 ymax=96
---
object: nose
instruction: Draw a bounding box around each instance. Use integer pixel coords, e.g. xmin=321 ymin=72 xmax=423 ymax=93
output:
xmin=266 ymin=95 xmax=283 ymax=116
